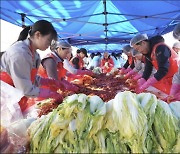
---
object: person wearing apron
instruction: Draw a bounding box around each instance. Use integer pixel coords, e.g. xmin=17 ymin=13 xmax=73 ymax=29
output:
xmin=38 ymin=41 xmax=92 ymax=89
xmin=130 ymin=34 xmax=178 ymax=95
xmin=119 ymin=45 xmax=135 ymax=75
xmin=0 ymin=20 xmax=63 ymax=112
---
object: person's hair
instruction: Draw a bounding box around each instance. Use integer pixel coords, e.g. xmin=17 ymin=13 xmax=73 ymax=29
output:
xmin=96 ymin=52 xmax=101 ymax=56
xmin=76 ymin=49 xmax=80 ymax=54
xmin=111 ymin=52 xmax=117 ymax=60
xmin=90 ymin=53 xmax=95 ymax=59
xmin=17 ymin=20 xmax=57 ymax=41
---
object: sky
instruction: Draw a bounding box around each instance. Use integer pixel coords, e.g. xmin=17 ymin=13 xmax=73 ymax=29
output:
xmin=1 ymin=19 xmax=178 ymax=57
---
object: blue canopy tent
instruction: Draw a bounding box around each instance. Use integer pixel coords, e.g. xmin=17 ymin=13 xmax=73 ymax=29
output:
xmin=1 ymin=0 xmax=180 ymax=52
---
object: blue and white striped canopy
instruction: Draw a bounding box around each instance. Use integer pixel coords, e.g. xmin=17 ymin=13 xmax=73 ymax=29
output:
xmin=1 ymin=0 xmax=180 ymax=52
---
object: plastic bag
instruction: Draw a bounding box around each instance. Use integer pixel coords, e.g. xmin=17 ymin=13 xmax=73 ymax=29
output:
xmin=0 ymin=81 xmax=24 ymax=126
xmin=0 ymin=81 xmax=34 ymax=153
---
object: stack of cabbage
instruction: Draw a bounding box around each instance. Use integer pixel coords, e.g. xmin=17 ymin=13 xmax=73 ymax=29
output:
xmin=28 ymin=91 xmax=180 ymax=153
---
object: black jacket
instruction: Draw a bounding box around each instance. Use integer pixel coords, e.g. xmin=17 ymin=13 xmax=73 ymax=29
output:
xmin=142 ymin=35 xmax=171 ymax=81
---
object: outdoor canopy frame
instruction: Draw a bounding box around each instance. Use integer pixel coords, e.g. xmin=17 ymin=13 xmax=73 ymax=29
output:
xmin=1 ymin=0 xmax=180 ymax=52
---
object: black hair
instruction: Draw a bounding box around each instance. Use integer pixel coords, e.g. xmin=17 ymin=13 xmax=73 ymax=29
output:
xmin=96 ymin=52 xmax=101 ymax=56
xmin=90 ymin=53 xmax=95 ymax=59
xmin=111 ymin=52 xmax=117 ymax=60
xmin=77 ymin=49 xmax=80 ymax=54
xmin=17 ymin=20 xmax=57 ymax=41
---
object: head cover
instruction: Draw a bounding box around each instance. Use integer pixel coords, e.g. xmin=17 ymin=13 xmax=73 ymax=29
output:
xmin=79 ymin=48 xmax=88 ymax=57
xmin=56 ymin=41 xmax=71 ymax=48
xmin=122 ymin=45 xmax=132 ymax=53
xmin=173 ymin=42 xmax=180 ymax=49
xmin=50 ymin=40 xmax=71 ymax=51
xmin=173 ymin=23 xmax=180 ymax=40
xmin=130 ymin=34 xmax=148 ymax=47
xmin=131 ymin=49 xmax=140 ymax=57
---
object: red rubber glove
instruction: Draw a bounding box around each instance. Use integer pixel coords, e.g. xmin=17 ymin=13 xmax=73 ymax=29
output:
xmin=58 ymin=79 xmax=79 ymax=92
xmin=40 ymin=78 xmax=64 ymax=91
xmin=77 ymin=69 xmax=93 ymax=76
xmin=137 ymin=77 xmax=158 ymax=93
xmin=39 ymin=88 xmax=63 ymax=103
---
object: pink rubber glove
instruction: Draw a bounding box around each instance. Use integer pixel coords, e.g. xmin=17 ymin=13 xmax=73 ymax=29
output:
xmin=124 ymin=70 xmax=136 ymax=79
xmin=133 ymin=73 xmax=142 ymax=80
xmin=40 ymin=78 xmax=63 ymax=91
xmin=40 ymin=78 xmax=57 ymax=86
xmin=137 ymin=78 xmax=146 ymax=87
xmin=124 ymin=68 xmax=132 ymax=74
xmin=137 ymin=77 xmax=158 ymax=93
xmin=58 ymin=79 xmax=79 ymax=92
xmin=119 ymin=67 xmax=126 ymax=74
xmin=170 ymin=83 xmax=180 ymax=96
xmin=173 ymin=92 xmax=180 ymax=101
xmin=39 ymin=88 xmax=63 ymax=103
xmin=77 ymin=69 xmax=93 ymax=76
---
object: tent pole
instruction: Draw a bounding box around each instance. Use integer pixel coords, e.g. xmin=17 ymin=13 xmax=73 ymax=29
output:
xmin=103 ymin=0 xmax=108 ymax=45
xmin=20 ymin=13 xmax=26 ymax=28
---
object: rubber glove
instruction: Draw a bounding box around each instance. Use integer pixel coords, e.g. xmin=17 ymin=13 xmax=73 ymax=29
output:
xmin=124 ymin=70 xmax=136 ymax=80
xmin=77 ymin=69 xmax=93 ymax=76
xmin=39 ymin=88 xmax=63 ymax=103
xmin=40 ymin=78 xmax=57 ymax=86
xmin=132 ymin=73 xmax=142 ymax=80
xmin=58 ymin=79 xmax=79 ymax=92
xmin=119 ymin=67 xmax=125 ymax=74
xmin=137 ymin=78 xmax=146 ymax=87
xmin=165 ymin=91 xmax=180 ymax=103
xmin=124 ymin=68 xmax=132 ymax=74
xmin=170 ymin=83 xmax=180 ymax=96
xmin=137 ymin=77 xmax=158 ymax=93
xmin=40 ymin=77 xmax=63 ymax=91
xmin=172 ymin=92 xmax=180 ymax=101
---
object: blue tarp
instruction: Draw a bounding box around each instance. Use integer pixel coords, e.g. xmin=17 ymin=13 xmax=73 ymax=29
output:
xmin=1 ymin=0 xmax=180 ymax=52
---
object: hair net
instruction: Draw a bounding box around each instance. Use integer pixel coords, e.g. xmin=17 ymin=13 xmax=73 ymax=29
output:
xmin=173 ymin=42 xmax=180 ymax=49
xmin=122 ymin=45 xmax=132 ymax=53
xmin=173 ymin=23 xmax=180 ymax=40
xmin=130 ymin=34 xmax=148 ymax=47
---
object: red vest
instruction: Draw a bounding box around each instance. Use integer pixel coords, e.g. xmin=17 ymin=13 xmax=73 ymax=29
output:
xmin=100 ymin=57 xmax=114 ymax=73
xmin=128 ymin=56 xmax=134 ymax=65
xmin=71 ymin=55 xmax=84 ymax=69
xmin=38 ymin=52 xmax=67 ymax=80
xmin=151 ymin=42 xmax=178 ymax=94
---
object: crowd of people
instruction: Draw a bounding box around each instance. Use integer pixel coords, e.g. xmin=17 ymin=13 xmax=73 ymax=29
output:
xmin=0 ymin=19 xmax=180 ymax=113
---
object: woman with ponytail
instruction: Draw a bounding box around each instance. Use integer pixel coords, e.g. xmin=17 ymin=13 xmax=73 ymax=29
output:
xmin=0 ymin=20 xmax=63 ymax=112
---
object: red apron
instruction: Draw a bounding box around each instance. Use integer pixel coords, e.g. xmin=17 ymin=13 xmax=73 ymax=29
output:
xmin=151 ymin=42 xmax=178 ymax=94
xmin=100 ymin=57 xmax=114 ymax=73
xmin=38 ymin=53 xmax=67 ymax=80
xmin=0 ymin=43 xmax=39 ymax=112
xmin=0 ymin=68 xmax=37 ymax=112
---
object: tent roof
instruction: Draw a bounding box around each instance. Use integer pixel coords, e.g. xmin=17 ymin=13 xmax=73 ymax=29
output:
xmin=1 ymin=0 xmax=180 ymax=52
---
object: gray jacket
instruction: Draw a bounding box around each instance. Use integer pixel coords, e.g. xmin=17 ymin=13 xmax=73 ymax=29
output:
xmin=1 ymin=39 xmax=41 ymax=97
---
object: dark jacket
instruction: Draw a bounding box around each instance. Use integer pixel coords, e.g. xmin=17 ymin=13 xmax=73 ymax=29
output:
xmin=142 ymin=35 xmax=171 ymax=81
